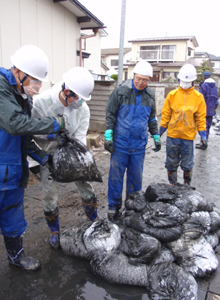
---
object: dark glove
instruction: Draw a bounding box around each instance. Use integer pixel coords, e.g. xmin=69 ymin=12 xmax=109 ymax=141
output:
xmin=159 ymin=126 xmax=166 ymax=137
xmin=104 ymin=140 xmax=114 ymax=153
xmin=53 ymin=116 xmax=65 ymax=131
xmin=47 ymin=131 xmax=68 ymax=146
xmin=152 ymin=135 xmax=161 ymax=152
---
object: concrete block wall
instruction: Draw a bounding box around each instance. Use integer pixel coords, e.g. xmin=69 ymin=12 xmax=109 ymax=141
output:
xmin=87 ymin=81 xmax=201 ymax=133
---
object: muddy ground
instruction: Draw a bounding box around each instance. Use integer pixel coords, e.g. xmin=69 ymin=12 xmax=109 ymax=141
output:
xmin=1 ymin=111 xmax=220 ymax=299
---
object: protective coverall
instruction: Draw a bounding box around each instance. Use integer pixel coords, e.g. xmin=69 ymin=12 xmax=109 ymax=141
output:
xmin=31 ymin=82 xmax=98 ymax=227
xmin=160 ymin=85 xmax=206 ymax=184
xmin=106 ymin=79 xmax=158 ymax=210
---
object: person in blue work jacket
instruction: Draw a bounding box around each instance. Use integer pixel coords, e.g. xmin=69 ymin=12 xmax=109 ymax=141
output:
xmin=196 ymin=71 xmax=219 ymax=149
xmin=104 ymin=61 xmax=161 ymax=220
xmin=0 ymin=45 xmax=65 ymax=272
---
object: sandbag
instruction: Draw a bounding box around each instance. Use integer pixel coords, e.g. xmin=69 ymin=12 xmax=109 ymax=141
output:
xmin=147 ymin=262 xmax=198 ymax=300
xmin=118 ymin=227 xmax=161 ymax=264
xmin=125 ymin=191 xmax=147 ymax=212
xmin=51 ymin=133 xmax=102 ymax=182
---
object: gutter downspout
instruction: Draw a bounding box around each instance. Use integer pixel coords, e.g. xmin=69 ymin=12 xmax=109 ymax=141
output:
xmin=80 ymin=29 xmax=99 ymax=67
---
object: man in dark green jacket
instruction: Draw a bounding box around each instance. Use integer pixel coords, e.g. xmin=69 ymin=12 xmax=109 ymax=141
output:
xmin=0 ymin=45 xmax=65 ymax=271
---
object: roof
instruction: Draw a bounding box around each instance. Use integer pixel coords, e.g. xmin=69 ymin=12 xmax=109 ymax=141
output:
xmin=128 ymin=36 xmax=199 ymax=47
xmin=53 ymin=0 xmax=107 ymax=31
xmin=101 ymin=48 xmax=131 ymax=56
xmin=101 ymin=62 xmax=109 ymax=71
xmin=208 ymin=54 xmax=220 ymax=61
xmin=185 ymin=57 xmax=213 ymax=69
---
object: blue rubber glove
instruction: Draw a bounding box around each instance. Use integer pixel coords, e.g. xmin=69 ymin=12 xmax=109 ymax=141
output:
xmin=104 ymin=129 xmax=114 ymax=153
xmin=159 ymin=126 xmax=166 ymax=137
xmin=152 ymin=135 xmax=161 ymax=152
xmin=199 ymin=131 xmax=206 ymax=140
xmin=47 ymin=134 xmax=56 ymax=141
xmin=104 ymin=129 xmax=113 ymax=141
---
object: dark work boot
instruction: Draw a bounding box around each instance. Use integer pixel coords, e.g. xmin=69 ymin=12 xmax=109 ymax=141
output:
xmin=44 ymin=207 xmax=60 ymax=250
xmin=183 ymin=169 xmax=196 ymax=190
xmin=108 ymin=207 xmax=122 ymax=221
xmin=82 ymin=195 xmax=98 ymax=222
xmin=167 ymin=170 xmax=177 ymax=185
xmin=4 ymin=236 xmax=41 ymax=271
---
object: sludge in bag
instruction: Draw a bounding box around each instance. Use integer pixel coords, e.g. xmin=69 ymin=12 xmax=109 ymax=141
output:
xmin=51 ymin=132 xmax=102 ymax=183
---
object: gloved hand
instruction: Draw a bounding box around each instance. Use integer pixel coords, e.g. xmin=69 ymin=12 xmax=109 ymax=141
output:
xmin=47 ymin=132 xmax=68 ymax=146
xmin=199 ymin=130 xmax=207 ymax=150
xmin=104 ymin=129 xmax=114 ymax=153
xmin=159 ymin=126 xmax=166 ymax=137
xmin=47 ymin=134 xmax=56 ymax=141
xmin=152 ymin=135 xmax=161 ymax=152
xmin=53 ymin=116 xmax=65 ymax=131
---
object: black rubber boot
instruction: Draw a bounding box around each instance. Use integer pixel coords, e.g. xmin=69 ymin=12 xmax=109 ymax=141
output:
xmin=167 ymin=170 xmax=177 ymax=185
xmin=4 ymin=236 xmax=41 ymax=271
xmin=195 ymin=143 xmax=208 ymax=150
xmin=183 ymin=169 xmax=196 ymax=190
xmin=108 ymin=207 xmax=122 ymax=221
xmin=44 ymin=207 xmax=60 ymax=250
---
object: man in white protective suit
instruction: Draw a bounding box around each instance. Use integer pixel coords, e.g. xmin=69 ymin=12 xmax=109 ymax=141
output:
xmin=31 ymin=67 xmax=98 ymax=250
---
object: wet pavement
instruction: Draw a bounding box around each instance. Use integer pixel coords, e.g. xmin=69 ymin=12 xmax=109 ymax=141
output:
xmin=1 ymin=110 xmax=220 ymax=299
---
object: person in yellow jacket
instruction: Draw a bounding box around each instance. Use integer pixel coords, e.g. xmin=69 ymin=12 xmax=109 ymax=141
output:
xmin=159 ymin=64 xmax=207 ymax=186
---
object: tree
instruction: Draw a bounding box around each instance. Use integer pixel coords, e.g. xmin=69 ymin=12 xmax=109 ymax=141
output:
xmin=195 ymin=60 xmax=212 ymax=84
xmin=110 ymin=74 xmax=118 ymax=81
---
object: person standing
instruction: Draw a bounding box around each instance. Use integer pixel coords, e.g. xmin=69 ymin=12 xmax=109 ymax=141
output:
xmin=159 ymin=64 xmax=207 ymax=186
xmin=0 ymin=45 xmax=65 ymax=271
xmin=196 ymin=71 xmax=219 ymax=149
xmin=104 ymin=61 xmax=161 ymax=220
xmin=31 ymin=67 xmax=98 ymax=250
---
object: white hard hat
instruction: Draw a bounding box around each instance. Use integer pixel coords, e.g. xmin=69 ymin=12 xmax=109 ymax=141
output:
xmin=63 ymin=67 xmax=94 ymax=100
xmin=10 ymin=45 xmax=49 ymax=82
xmin=177 ymin=64 xmax=197 ymax=82
xmin=133 ymin=61 xmax=153 ymax=77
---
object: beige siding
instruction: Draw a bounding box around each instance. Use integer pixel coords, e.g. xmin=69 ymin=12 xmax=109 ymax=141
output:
xmin=83 ymin=29 xmax=102 ymax=73
xmin=0 ymin=0 xmax=80 ymax=91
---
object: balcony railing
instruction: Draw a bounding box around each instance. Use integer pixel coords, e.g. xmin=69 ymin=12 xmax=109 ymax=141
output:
xmin=137 ymin=50 xmax=176 ymax=62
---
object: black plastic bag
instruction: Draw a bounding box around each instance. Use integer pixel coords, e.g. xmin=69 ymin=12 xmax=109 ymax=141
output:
xmin=51 ymin=133 xmax=102 ymax=182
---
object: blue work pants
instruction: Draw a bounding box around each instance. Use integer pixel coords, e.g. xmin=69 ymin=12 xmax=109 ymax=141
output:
xmin=165 ymin=137 xmax=194 ymax=172
xmin=0 ymin=187 xmax=27 ymax=237
xmin=108 ymin=150 xmax=145 ymax=210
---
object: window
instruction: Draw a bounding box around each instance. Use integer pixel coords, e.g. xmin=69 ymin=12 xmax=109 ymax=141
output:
xmin=162 ymin=45 xmax=175 ymax=59
xmin=140 ymin=46 xmax=159 ymax=60
xmin=124 ymin=71 xmax=128 ymax=81
xmin=188 ymin=49 xmax=191 ymax=56
xmin=163 ymin=72 xmax=178 ymax=81
xmin=81 ymin=39 xmax=86 ymax=50
xmin=111 ymin=59 xmax=118 ymax=66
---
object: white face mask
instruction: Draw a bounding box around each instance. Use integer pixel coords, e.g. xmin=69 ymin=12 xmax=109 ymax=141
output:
xmin=67 ymin=98 xmax=84 ymax=109
xmin=179 ymin=80 xmax=192 ymax=89
xmin=24 ymin=79 xmax=42 ymax=97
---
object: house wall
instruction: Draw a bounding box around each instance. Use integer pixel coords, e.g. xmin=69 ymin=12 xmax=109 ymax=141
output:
xmin=0 ymin=0 xmax=80 ymax=91
xmin=83 ymin=29 xmax=102 ymax=74
xmin=130 ymin=40 xmax=194 ymax=62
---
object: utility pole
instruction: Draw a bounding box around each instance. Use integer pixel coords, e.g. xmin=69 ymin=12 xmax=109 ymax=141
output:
xmin=118 ymin=0 xmax=126 ymax=86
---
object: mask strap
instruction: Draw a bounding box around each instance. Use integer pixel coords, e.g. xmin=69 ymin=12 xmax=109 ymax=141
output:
xmin=15 ymin=66 xmax=29 ymax=94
